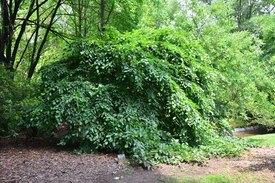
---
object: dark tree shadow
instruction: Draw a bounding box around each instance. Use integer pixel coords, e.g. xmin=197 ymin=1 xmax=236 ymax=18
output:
xmin=246 ymin=157 xmax=275 ymax=172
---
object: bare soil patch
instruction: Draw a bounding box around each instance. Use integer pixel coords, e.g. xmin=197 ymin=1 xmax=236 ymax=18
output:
xmin=0 ymin=138 xmax=274 ymax=183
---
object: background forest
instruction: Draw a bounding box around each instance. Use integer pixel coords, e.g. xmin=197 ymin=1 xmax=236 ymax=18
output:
xmin=0 ymin=0 xmax=274 ymax=167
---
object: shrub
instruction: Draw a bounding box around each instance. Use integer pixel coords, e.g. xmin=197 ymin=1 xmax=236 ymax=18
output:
xmin=0 ymin=65 xmax=33 ymax=136
xmin=29 ymin=28 xmax=246 ymax=167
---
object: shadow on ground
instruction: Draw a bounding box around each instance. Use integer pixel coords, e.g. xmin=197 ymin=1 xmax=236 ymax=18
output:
xmin=247 ymin=157 xmax=275 ymax=172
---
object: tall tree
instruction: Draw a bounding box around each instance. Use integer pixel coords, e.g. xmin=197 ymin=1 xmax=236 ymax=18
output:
xmin=0 ymin=0 xmax=23 ymax=70
xmin=0 ymin=0 xmax=63 ymax=78
xmin=27 ymin=0 xmax=62 ymax=79
xmin=234 ymin=0 xmax=274 ymax=29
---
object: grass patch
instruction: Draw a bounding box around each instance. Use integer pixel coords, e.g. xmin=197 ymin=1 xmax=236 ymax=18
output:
xmin=245 ymin=133 xmax=275 ymax=147
xmin=163 ymin=172 xmax=268 ymax=183
xmin=165 ymin=175 xmax=233 ymax=183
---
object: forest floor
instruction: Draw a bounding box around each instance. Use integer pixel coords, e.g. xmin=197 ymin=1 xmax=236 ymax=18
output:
xmin=0 ymin=137 xmax=274 ymax=183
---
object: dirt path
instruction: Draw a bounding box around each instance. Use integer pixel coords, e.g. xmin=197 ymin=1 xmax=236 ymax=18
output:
xmin=0 ymin=138 xmax=274 ymax=183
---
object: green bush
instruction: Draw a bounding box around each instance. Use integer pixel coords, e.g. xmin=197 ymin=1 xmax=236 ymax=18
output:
xmin=29 ymin=28 xmax=246 ymax=167
xmin=0 ymin=65 xmax=33 ymax=136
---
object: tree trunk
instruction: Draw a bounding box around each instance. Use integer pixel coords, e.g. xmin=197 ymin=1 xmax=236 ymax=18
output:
xmin=27 ymin=0 xmax=62 ymax=79
xmin=78 ymin=0 xmax=82 ymax=37
xmin=237 ymin=0 xmax=242 ymax=30
xmin=100 ymin=0 xmax=105 ymax=33
xmin=247 ymin=0 xmax=254 ymax=20
xmin=0 ymin=0 xmax=11 ymax=68
xmin=11 ymin=0 xmax=35 ymax=70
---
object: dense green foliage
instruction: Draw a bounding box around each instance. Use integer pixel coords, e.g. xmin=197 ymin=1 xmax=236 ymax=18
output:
xmin=204 ymin=30 xmax=275 ymax=128
xmin=0 ymin=66 xmax=17 ymax=135
xmin=138 ymin=0 xmax=275 ymax=128
xmin=0 ymin=66 xmax=33 ymax=135
xmin=0 ymin=0 xmax=274 ymax=167
xmin=27 ymin=29 xmax=248 ymax=167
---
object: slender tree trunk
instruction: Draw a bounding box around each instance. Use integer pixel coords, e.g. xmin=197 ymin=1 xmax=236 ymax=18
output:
xmin=27 ymin=0 xmax=62 ymax=79
xmin=237 ymin=0 xmax=242 ymax=30
xmin=0 ymin=0 xmax=10 ymax=68
xmin=100 ymin=0 xmax=105 ymax=33
xmin=247 ymin=0 xmax=254 ymax=20
xmin=73 ymin=4 xmax=78 ymax=36
xmin=30 ymin=0 xmax=40 ymax=65
xmin=11 ymin=0 xmax=35 ymax=70
xmin=83 ymin=0 xmax=87 ymax=37
xmin=78 ymin=0 xmax=82 ymax=37
xmin=0 ymin=28 xmax=4 ymax=63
